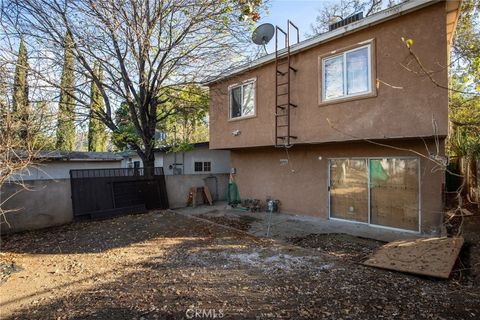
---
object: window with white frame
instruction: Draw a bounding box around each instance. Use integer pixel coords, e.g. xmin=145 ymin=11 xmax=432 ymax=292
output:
xmin=194 ymin=161 xmax=212 ymax=173
xmin=229 ymin=79 xmax=256 ymax=119
xmin=321 ymin=44 xmax=372 ymax=102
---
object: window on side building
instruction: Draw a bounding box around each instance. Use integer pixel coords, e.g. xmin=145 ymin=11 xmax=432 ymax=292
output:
xmin=194 ymin=161 xmax=212 ymax=173
xmin=194 ymin=161 xmax=203 ymax=172
xmin=203 ymin=161 xmax=211 ymax=172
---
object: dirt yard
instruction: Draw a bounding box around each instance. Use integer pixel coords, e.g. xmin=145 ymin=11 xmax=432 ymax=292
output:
xmin=1 ymin=210 xmax=479 ymax=319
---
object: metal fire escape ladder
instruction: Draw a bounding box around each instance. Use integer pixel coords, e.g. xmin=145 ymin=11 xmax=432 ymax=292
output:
xmin=275 ymin=20 xmax=299 ymax=148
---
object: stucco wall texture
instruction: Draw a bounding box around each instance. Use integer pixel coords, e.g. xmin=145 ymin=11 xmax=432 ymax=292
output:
xmin=123 ymin=148 xmax=231 ymax=175
xmin=1 ymin=179 xmax=74 ymax=234
xmin=1 ymin=174 xmax=230 ymax=234
xmin=165 ymin=173 xmax=229 ymax=208
xmin=209 ymin=2 xmax=448 ymax=149
xmin=230 ymin=139 xmax=445 ymax=235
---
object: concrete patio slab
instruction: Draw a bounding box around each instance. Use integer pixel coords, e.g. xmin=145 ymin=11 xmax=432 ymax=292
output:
xmin=174 ymin=201 xmax=424 ymax=242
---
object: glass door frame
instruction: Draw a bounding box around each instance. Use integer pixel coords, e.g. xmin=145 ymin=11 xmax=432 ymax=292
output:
xmin=327 ymin=156 xmax=422 ymax=233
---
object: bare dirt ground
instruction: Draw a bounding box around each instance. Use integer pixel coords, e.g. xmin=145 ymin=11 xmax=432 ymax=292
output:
xmin=1 ymin=210 xmax=479 ymax=320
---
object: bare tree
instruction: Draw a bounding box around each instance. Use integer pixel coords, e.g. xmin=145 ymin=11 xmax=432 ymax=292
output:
xmin=2 ymin=0 xmax=263 ymax=176
xmin=309 ymin=0 xmax=406 ymax=36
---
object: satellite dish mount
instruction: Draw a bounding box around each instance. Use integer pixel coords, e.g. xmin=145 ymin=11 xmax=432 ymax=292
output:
xmin=252 ymin=23 xmax=275 ymax=54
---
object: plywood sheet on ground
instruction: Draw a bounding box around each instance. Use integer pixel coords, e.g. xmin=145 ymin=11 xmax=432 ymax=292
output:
xmin=363 ymin=237 xmax=464 ymax=279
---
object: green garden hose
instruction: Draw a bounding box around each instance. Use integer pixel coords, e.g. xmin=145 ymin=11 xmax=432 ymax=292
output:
xmin=226 ymin=181 xmax=240 ymax=205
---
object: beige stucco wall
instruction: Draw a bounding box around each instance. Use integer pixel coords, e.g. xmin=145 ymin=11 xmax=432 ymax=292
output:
xmin=1 ymin=179 xmax=73 ymax=234
xmin=230 ymin=139 xmax=445 ymax=235
xmin=165 ymin=173 xmax=229 ymax=208
xmin=209 ymin=2 xmax=448 ymax=149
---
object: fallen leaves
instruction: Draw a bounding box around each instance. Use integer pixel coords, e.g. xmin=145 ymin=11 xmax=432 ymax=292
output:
xmin=0 ymin=211 xmax=479 ymax=319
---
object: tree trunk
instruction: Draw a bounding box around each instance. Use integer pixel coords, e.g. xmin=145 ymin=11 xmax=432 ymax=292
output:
xmin=142 ymin=149 xmax=155 ymax=178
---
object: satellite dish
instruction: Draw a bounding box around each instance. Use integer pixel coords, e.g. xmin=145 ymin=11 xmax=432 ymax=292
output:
xmin=252 ymin=23 xmax=275 ymax=45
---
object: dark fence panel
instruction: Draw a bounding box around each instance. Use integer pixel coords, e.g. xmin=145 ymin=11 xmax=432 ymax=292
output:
xmin=70 ymin=167 xmax=169 ymax=219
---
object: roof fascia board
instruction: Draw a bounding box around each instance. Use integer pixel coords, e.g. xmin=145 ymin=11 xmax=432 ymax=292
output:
xmin=204 ymin=0 xmax=440 ymax=85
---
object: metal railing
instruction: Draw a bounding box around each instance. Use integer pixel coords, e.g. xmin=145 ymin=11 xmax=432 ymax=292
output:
xmin=70 ymin=167 xmax=165 ymax=179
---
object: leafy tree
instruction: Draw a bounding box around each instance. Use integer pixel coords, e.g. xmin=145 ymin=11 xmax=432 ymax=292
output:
xmin=111 ymin=101 xmax=141 ymax=152
xmin=161 ymin=85 xmax=209 ymax=150
xmin=88 ymin=62 xmax=107 ymax=152
xmin=31 ymin=101 xmax=57 ymax=150
xmin=12 ymin=37 xmax=29 ymax=139
xmin=0 ymin=65 xmax=7 ymax=108
xmin=56 ymin=32 xmax=76 ymax=151
xmin=112 ymin=85 xmax=209 ymax=152
xmin=12 ymin=37 xmax=28 ymax=113
xmin=448 ymin=0 xmax=480 ymax=196
xmin=3 ymin=38 xmax=55 ymax=151
xmin=8 ymin=0 xmax=264 ymax=176
xmin=449 ymin=78 xmax=480 ymax=159
xmin=451 ymin=0 xmax=480 ymax=92
xmin=448 ymin=0 xmax=480 ymax=160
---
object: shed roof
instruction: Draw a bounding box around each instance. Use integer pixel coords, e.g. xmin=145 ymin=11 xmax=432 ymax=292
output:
xmin=119 ymin=142 xmax=210 ymax=157
xmin=33 ymin=151 xmax=124 ymax=161
xmin=154 ymin=141 xmax=209 ymax=153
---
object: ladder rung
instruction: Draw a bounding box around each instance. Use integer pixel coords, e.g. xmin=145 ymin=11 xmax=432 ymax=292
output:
xmin=277 ymin=103 xmax=297 ymax=108
xmin=275 ymin=114 xmax=288 ymax=117
xmin=277 ymin=124 xmax=289 ymax=127
xmin=277 ymin=92 xmax=288 ymax=96
xmin=277 ymin=135 xmax=298 ymax=139
xmin=276 ymin=66 xmax=297 ymax=76
xmin=277 ymin=82 xmax=288 ymax=86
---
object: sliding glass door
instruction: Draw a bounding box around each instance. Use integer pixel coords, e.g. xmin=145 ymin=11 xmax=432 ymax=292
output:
xmin=329 ymin=158 xmax=419 ymax=231
xmin=369 ymin=158 xmax=419 ymax=231
xmin=329 ymin=159 xmax=369 ymax=223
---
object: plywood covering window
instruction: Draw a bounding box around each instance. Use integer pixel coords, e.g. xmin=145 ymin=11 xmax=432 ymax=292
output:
xmin=329 ymin=157 xmax=420 ymax=232
xmin=321 ymin=44 xmax=372 ymax=102
xmin=330 ymin=159 xmax=369 ymax=222
xmin=229 ymin=79 xmax=256 ymax=119
xmin=370 ymin=159 xmax=419 ymax=231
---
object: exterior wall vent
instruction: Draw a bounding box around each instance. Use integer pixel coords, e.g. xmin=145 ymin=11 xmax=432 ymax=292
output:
xmin=329 ymin=12 xmax=364 ymax=31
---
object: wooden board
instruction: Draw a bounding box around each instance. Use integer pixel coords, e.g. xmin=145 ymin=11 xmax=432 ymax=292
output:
xmin=203 ymin=185 xmax=213 ymax=205
xmin=186 ymin=187 xmax=197 ymax=207
xmin=363 ymin=237 xmax=464 ymax=279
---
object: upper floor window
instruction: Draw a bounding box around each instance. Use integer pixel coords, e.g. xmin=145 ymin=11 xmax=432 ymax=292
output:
xmin=229 ymin=79 xmax=256 ymax=119
xmin=321 ymin=44 xmax=372 ymax=102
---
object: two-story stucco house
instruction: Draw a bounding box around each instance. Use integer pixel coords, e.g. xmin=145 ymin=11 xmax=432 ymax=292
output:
xmin=206 ymin=0 xmax=462 ymax=235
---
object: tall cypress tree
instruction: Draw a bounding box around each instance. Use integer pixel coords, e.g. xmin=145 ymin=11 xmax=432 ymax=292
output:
xmin=12 ymin=37 xmax=30 ymax=139
xmin=56 ymin=32 xmax=76 ymax=151
xmin=88 ymin=62 xmax=107 ymax=152
xmin=0 ymin=65 xmax=8 ymax=109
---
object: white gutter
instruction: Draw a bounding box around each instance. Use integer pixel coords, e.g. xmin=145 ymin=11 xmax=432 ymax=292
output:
xmin=204 ymin=0 xmax=441 ymax=85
